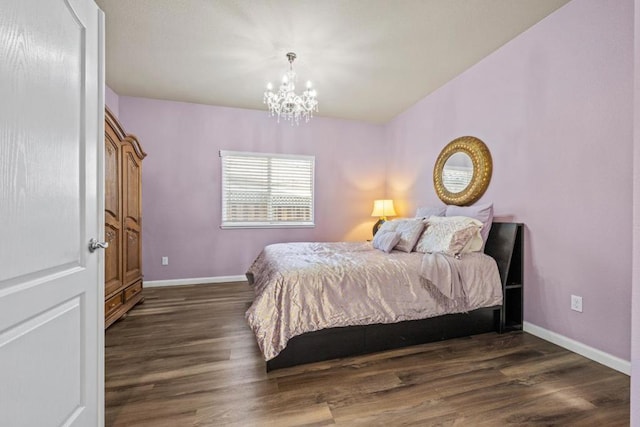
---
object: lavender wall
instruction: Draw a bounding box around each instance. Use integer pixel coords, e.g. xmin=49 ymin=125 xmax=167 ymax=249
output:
xmin=117 ymin=97 xmax=386 ymax=281
xmin=632 ymin=0 xmax=640 ymax=423
xmin=105 ymin=85 xmax=119 ymax=117
xmin=386 ymin=0 xmax=633 ymax=360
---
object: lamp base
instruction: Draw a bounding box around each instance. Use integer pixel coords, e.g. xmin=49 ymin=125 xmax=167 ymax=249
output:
xmin=372 ymin=218 xmax=386 ymax=236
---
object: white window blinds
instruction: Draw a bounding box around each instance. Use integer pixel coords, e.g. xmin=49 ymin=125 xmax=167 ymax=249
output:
xmin=220 ymin=150 xmax=315 ymax=228
xmin=442 ymin=166 xmax=473 ymax=193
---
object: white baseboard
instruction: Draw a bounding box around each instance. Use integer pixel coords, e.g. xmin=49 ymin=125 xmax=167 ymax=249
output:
xmin=144 ymin=275 xmax=247 ymax=288
xmin=523 ymin=321 xmax=630 ymax=375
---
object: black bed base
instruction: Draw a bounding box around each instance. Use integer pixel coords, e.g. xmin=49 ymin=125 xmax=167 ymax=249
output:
xmin=266 ymin=305 xmax=500 ymax=371
xmin=265 ymin=222 xmax=522 ymax=372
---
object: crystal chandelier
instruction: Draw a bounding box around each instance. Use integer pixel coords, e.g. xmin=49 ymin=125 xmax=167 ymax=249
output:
xmin=264 ymin=52 xmax=318 ymax=124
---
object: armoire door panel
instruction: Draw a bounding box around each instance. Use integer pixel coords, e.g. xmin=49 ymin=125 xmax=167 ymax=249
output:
xmin=104 ymin=224 xmax=121 ymax=297
xmin=105 ymin=136 xmax=120 ymax=221
xmin=124 ymin=150 xmax=141 ymax=225
xmin=124 ymin=226 xmax=141 ymax=284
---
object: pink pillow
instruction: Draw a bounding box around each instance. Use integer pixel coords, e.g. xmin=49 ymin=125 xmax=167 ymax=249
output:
xmin=445 ymin=203 xmax=493 ymax=250
xmin=415 ymin=205 xmax=446 ymax=218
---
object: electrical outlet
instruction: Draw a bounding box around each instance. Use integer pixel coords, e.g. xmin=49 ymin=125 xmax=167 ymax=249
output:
xmin=162 ymin=256 xmax=169 ymax=266
xmin=571 ymin=295 xmax=583 ymax=312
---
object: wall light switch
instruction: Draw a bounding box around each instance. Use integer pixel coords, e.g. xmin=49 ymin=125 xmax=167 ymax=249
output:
xmin=162 ymin=256 xmax=169 ymax=266
xmin=571 ymin=295 xmax=583 ymax=312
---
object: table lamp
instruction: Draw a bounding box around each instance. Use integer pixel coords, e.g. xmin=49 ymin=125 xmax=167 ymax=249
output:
xmin=371 ymin=199 xmax=397 ymax=236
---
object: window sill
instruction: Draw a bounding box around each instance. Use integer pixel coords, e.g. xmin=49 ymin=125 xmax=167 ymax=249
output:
xmin=220 ymin=223 xmax=315 ymax=230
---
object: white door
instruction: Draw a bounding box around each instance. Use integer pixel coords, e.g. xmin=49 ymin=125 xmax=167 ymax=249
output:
xmin=0 ymin=0 xmax=104 ymax=426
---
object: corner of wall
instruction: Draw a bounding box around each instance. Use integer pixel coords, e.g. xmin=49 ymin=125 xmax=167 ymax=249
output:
xmin=631 ymin=0 xmax=640 ymax=424
xmin=105 ymin=85 xmax=119 ymax=118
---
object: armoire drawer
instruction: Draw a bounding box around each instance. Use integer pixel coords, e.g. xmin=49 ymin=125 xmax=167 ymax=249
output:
xmin=124 ymin=280 xmax=142 ymax=302
xmin=105 ymin=293 xmax=123 ymax=318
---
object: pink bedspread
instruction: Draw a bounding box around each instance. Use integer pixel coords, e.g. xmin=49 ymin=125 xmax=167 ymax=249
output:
xmin=246 ymin=242 xmax=502 ymax=361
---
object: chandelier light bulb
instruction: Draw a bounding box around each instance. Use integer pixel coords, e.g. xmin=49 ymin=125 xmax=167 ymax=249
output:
xmin=263 ymin=52 xmax=319 ymax=125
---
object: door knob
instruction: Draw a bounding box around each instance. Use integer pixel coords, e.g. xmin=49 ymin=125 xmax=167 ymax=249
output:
xmin=89 ymin=238 xmax=109 ymax=253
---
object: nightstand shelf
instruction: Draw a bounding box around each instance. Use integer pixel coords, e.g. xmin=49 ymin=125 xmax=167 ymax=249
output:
xmin=485 ymin=222 xmax=524 ymax=333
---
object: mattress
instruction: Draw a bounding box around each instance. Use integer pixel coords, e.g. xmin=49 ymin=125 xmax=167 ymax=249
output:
xmin=246 ymin=241 xmax=502 ymax=360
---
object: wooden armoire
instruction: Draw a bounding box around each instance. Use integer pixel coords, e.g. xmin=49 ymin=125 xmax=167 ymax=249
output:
xmin=104 ymin=108 xmax=146 ymax=328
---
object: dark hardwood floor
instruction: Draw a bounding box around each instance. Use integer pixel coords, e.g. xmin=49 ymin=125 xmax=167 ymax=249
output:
xmin=105 ymin=283 xmax=630 ymax=426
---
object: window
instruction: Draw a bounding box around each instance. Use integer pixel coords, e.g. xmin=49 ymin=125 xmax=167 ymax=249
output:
xmin=220 ymin=150 xmax=315 ymax=228
xmin=442 ymin=166 xmax=473 ymax=193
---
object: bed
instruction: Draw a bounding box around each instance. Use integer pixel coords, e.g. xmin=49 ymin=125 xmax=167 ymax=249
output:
xmin=246 ymin=222 xmax=522 ymax=371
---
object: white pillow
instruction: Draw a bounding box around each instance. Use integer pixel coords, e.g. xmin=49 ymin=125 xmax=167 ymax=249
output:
xmin=372 ymin=230 xmax=401 ymax=253
xmin=445 ymin=203 xmax=493 ymax=251
xmin=415 ymin=216 xmax=483 ymax=256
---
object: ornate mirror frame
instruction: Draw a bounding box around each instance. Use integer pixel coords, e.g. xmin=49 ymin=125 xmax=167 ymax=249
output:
xmin=433 ymin=136 xmax=492 ymax=206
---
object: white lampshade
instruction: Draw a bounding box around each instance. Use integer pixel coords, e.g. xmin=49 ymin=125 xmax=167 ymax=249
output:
xmin=371 ymin=199 xmax=397 ymax=217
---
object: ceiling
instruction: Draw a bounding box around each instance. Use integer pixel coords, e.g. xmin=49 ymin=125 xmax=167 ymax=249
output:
xmin=96 ymin=0 xmax=571 ymax=124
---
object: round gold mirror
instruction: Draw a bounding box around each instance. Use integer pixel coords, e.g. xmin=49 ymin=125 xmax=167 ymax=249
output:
xmin=433 ymin=136 xmax=492 ymax=206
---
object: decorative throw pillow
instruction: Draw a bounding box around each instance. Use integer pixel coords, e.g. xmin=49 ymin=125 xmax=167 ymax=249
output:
xmin=445 ymin=202 xmax=493 ymax=250
xmin=392 ymin=219 xmax=425 ymax=252
xmin=415 ymin=216 xmax=483 ymax=256
xmin=376 ymin=219 xmax=400 ymax=234
xmin=415 ymin=205 xmax=446 ymax=219
xmin=372 ymin=230 xmax=401 ymax=253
